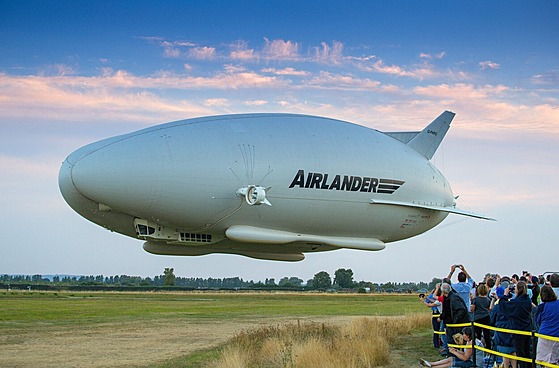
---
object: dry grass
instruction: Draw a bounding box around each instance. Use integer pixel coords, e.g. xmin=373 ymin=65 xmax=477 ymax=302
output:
xmin=211 ymin=313 xmax=431 ymax=368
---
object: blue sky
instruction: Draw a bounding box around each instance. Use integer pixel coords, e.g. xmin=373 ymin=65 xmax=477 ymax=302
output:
xmin=1 ymin=1 xmax=558 ymax=283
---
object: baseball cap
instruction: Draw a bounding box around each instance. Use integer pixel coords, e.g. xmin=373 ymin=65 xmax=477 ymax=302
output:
xmin=496 ymin=286 xmax=505 ymax=298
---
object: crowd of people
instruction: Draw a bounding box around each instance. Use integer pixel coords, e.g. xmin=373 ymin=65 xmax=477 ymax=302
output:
xmin=418 ymin=265 xmax=559 ymax=368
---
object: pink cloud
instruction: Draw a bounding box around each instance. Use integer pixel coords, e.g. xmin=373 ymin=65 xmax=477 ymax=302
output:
xmin=313 ymin=41 xmax=344 ymax=64
xmin=188 ymin=46 xmax=216 ymax=60
xmin=261 ymin=67 xmax=310 ymax=76
xmin=306 ymin=71 xmax=382 ymax=91
xmin=262 ymin=38 xmax=300 ymax=60
xmin=479 ymin=60 xmax=500 ymax=70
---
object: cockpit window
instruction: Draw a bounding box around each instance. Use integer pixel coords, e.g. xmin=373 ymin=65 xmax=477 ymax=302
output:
xmin=137 ymin=224 xmax=155 ymax=236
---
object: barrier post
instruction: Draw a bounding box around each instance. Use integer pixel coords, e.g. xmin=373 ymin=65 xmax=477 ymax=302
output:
xmin=471 ymin=319 xmax=476 ymax=367
xmin=531 ymin=329 xmax=536 ymax=368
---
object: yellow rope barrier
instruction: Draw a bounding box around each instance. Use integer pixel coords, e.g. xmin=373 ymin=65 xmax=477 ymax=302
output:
xmin=473 ymin=321 xmax=533 ymax=337
xmin=536 ymin=332 xmax=559 ymax=343
xmin=445 ymin=322 xmax=471 ymax=328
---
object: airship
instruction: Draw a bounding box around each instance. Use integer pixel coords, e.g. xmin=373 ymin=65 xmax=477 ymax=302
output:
xmin=59 ymin=111 xmax=493 ymax=262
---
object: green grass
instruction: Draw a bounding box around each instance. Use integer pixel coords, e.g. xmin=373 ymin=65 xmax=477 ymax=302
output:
xmin=0 ymin=291 xmax=425 ymax=325
xmin=153 ymin=346 xmax=225 ymax=368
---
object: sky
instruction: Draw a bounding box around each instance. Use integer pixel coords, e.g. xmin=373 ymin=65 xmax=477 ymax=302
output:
xmin=1 ymin=1 xmax=558 ymax=284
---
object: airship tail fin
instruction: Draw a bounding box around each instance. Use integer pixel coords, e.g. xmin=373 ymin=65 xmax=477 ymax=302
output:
xmin=406 ymin=110 xmax=455 ymax=160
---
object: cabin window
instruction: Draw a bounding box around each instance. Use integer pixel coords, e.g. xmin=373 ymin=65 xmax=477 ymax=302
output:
xmin=137 ymin=224 xmax=155 ymax=236
xmin=180 ymin=232 xmax=212 ymax=243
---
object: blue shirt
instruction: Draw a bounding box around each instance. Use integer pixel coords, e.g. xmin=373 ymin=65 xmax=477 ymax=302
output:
xmin=425 ymin=293 xmax=442 ymax=313
xmin=452 ymin=278 xmax=474 ymax=310
xmin=535 ymin=300 xmax=559 ymax=337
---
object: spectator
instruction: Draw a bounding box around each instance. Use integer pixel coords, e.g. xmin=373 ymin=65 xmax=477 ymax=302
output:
xmin=500 ymin=281 xmax=533 ymax=368
xmin=535 ymin=285 xmax=559 ymax=365
xmin=438 ymin=283 xmax=452 ymax=357
xmin=550 ymin=273 xmax=559 ymax=296
xmin=418 ymin=326 xmax=483 ymax=367
xmin=422 ymin=283 xmax=443 ymax=349
xmin=471 ymin=283 xmax=491 ymax=349
xmin=486 ymin=275 xmax=497 ymax=300
xmin=490 ymin=286 xmax=517 ymax=368
xmin=539 ymin=275 xmax=546 ymax=288
xmin=447 ymin=264 xmax=474 ymax=310
xmin=440 ymin=282 xmax=470 ymax=358
xmin=530 ymin=275 xmax=540 ymax=306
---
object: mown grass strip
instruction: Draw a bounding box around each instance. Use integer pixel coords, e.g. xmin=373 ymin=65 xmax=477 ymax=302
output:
xmin=0 ymin=291 xmax=425 ymax=325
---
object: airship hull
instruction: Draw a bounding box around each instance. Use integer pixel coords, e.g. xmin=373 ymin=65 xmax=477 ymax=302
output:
xmin=59 ymin=113 xmax=470 ymax=261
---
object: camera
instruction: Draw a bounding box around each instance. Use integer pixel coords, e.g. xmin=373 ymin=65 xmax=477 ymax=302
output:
xmin=419 ymin=293 xmax=425 ymax=299
xmin=509 ymin=284 xmax=516 ymax=291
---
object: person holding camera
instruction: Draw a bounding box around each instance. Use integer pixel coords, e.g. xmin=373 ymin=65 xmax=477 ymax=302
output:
xmin=490 ymin=286 xmax=517 ymax=368
xmin=447 ymin=264 xmax=474 ymax=311
xmin=499 ymin=281 xmax=534 ymax=368
xmin=421 ymin=283 xmax=443 ymax=349
xmin=471 ymin=283 xmax=492 ymax=349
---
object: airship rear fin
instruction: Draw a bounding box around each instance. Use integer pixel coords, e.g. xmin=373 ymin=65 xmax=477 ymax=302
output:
xmin=406 ymin=110 xmax=455 ymax=160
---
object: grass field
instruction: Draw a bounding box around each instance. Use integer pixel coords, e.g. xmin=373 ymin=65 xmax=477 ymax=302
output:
xmin=0 ymin=291 xmax=440 ymax=367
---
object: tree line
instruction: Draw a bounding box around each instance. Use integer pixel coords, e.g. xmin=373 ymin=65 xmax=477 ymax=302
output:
xmin=1 ymin=268 xmax=441 ymax=292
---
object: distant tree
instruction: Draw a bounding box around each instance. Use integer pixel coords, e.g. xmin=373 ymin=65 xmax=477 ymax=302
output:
xmin=278 ymin=277 xmax=293 ymax=287
xmin=306 ymin=279 xmax=314 ymax=289
xmin=381 ymin=282 xmax=395 ymax=292
xmin=31 ymin=274 xmax=43 ymax=283
xmin=288 ymin=277 xmax=303 ymax=286
xmin=312 ymin=271 xmax=332 ymax=290
xmin=334 ymin=268 xmax=355 ymax=289
xmin=140 ymin=277 xmax=153 ymax=286
xmin=356 ymin=280 xmax=375 ymax=291
xmin=163 ymin=268 xmax=176 ymax=286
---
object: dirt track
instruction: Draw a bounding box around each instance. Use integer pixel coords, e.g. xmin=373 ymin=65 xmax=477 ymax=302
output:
xmin=0 ymin=316 xmax=355 ymax=368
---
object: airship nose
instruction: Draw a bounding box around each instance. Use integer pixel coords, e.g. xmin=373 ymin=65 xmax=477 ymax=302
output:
xmin=58 ymin=139 xmax=114 ymax=217
xmin=59 ymin=133 xmax=161 ymax=220
xmin=59 ymin=135 xmax=148 ymax=237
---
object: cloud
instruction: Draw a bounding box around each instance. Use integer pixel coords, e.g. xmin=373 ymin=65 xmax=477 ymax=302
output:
xmin=41 ymin=64 xmax=77 ymax=76
xmin=0 ymin=73 xmax=211 ymax=122
xmin=531 ymin=70 xmax=559 ymax=86
xmin=188 ymin=46 xmax=217 ymax=60
xmin=261 ymin=67 xmax=310 ymax=76
xmin=306 ymin=71 xmax=383 ymax=91
xmin=262 ymin=38 xmax=300 ymax=60
xmin=419 ymin=51 xmax=446 ymax=59
xmin=479 ymin=60 xmax=500 ymax=70
xmin=144 ymin=38 xmax=198 ymax=59
xmin=163 ymin=44 xmax=181 ymax=58
xmin=229 ymin=41 xmax=258 ymax=61
xmin=313 ymin=41 xmax=344 ymax=64
xmin=365 ymin=59 xmax=439 ymax=80
xmin=204 ymin=98 xmax=229 ymax=107
xmin=413 ymin=83 xmax=506 ymax=99
xmin=230 ymin=49 xmax=257 ymax=61
xmin=243 ymin=100 xmax=268 ymax=106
